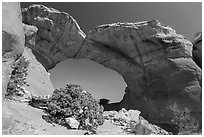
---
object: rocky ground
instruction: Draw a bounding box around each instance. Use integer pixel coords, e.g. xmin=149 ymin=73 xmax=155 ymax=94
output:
xmin=2 ymin=99 xmax=170 ymax=135
xmin=3 ymin=99 xmax=87 ymax=135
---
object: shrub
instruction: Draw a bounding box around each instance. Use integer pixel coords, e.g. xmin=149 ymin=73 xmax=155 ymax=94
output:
xmin=44 ymin=83 xmax=104 ymax=133
xmin=6 ymin=56 xmax=30 ymax=97
xmin=169 ymin=103 xmax=201 ymax=134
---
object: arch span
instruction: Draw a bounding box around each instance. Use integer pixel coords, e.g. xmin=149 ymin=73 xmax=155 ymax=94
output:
xmin=49 ymin=58 xmax=127 ymax=103
xmin=22 ymin=5 xmax=202 ymax=123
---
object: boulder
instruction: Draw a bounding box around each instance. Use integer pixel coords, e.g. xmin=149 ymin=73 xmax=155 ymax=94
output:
xmin=66 ymin=117 xmax=80 ymax=129
xmin=127 ymin=109 xmax=141 ymax=122
xmin=113 ymin=108 xmax=141 ymax=126
xmin=192 ymin=32 xmax=202 ymax=68
xmin=130 ymin=116 xmax=169 ymax=135
xmin=2 ymin=2 xmax=25 ymax=97
xmin=104 ymin=109 xmax=169 ymax=135
xmin=103 ymin=111 xmax=118 ymax=120
xmin=114 ymin=110 xmax=129 ymax=122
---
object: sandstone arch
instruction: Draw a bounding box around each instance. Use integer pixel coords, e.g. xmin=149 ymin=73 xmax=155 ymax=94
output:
xmin=22 ymin=5 xmax=202 ymax=123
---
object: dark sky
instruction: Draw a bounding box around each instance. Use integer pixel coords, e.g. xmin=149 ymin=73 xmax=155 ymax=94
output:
xmin=21 ymin=2 xmax=202 ymax=102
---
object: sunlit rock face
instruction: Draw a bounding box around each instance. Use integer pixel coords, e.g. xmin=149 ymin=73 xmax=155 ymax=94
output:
xmin=82 ymin=20 xmax=202 ymax=123
xmin=22 ymin=4 xmax=86 ymax=71
xmin=21 ymin=5 xmax=202 ymax=123
xmin=192 ymin=32 xmax=202 ymax=68
xmin=2 ymin=2 xmax=25 ymax=97
xmin=22 ymin=46 xmax=54 ymax=95
xmin=22 ymin=24 xmax=54 ymax=96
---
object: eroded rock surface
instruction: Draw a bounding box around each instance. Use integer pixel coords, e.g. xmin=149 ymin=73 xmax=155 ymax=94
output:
xmin=2 ymin=2 xmax=25 ymax=97
xmin=15 ymin=24 xmax=54 ymax=96
xmin=103 ymin=108 xmax=169 ymax=135
xmin=192 ymin=32 xmax=202 ymax=68
xmin=22 ymin=4 xmax=85 ymax=71
xmin=82 ymin=21 xmax=202 ymax=123
xmin=2 ymin=3 xmax=202 ymax=134
xmin=21 ymin=5 xmax=202 ymax=124
xmin=22 ymin=46 xmax=54 ymax=95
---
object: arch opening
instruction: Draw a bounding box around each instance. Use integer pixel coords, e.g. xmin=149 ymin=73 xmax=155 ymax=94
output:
xmin=49 ymin=58 xmax=127 ymax=104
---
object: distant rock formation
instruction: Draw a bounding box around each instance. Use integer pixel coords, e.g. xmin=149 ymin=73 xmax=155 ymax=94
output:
xmin=99 ymin=98 xmax=120 ymax=111
xmin=99 ymin=98 xmax=110 ymax=106
xmin=2 ymin=2 xmax=25 ymax=97
xmin=192 ymin=32 xmax=202 ymax=68
xmin=21 ymin=4 xmax=202 ymax=124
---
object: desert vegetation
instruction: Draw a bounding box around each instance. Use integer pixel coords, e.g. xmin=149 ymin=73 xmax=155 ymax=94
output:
xmin=169 ymin=103 xmax=201 ymax=135
xmin=6 ymin=56 xmax=30 ymax=98
xmin=42 ymin=83 xmax=104 ymax=134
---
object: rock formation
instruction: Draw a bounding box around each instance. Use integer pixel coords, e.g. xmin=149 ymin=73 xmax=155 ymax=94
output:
xmin=2 ymin=5 xmax=55 ymax=135
xmin=103 ymin=108 xmax=169 ymax=135
xmin=21 ymin=4 xmax=202 ymax=124
xmin=81 ymin=21 xmax=202 ymax=123
xmin=22 ymin=24 xmax=54 ymax=95
xmin=192 ymin=32 xmax=202 ymax=68
xmin=2 ymin=2 xmax=25 ymax=97
xmin=22 ymin=46 xmax=54 ymax=95
xmin=21 ymin=4 xmax=85 ymax=71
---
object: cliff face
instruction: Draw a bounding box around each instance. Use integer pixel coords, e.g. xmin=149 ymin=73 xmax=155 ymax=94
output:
xmin=22 ymin=46 xmax=54 ymax=95
xmin=21 ymin=4 xmax=202 ymax=124
xmin=2 ymin=4 xmax=55 ymax=134
xmin=21 ymin=24 xmax=54 ymax=96
xmin=2 ymin=3 xmax=25 ymax=97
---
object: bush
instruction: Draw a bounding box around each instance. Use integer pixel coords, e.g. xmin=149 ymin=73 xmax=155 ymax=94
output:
xmin=44 ymin=83 xmax=104 ymax=133
xmin=169 ymin=103 xmax=201 ymax=134
xmin=6 ymin=56 xmax=30 ymax=97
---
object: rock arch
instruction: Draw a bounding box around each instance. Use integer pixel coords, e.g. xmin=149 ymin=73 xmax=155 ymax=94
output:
xmin=22 ymin=5 xmax=202 ymax=123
